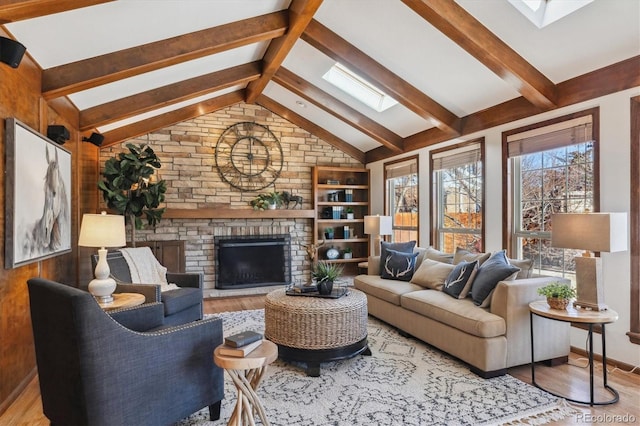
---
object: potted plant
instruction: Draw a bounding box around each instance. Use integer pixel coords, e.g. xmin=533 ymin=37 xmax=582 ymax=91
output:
xmin=346 ymin=207 xmax=355 ymax=220
xmin=537 ymin=282 xmax=577 ymax=310
xmin=250 ymin=191 xmax=283 ymax=210
xmin=343 ymin=247 xmax=353 ymax=259
xmin=311 ymin=261 xmax=343 ymax=295
xmin=324 ymin=227 xmax=334 ymax=239
xmin=98 ymin=143 xmax=167 ymax=246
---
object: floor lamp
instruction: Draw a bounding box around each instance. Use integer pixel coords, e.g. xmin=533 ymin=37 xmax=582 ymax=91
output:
xmin=78 ymin=212 xmax=126 ymax=303
xmin=551 ymin=212 xmax=627 ymax=311
xmin=364 ymin=215 xmax=393 ymax=257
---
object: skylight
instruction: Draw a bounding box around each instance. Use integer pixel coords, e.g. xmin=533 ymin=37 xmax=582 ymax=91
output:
xmin=322 ymin=63 xmax=398 ymax=113
xmin=509 ymin=0 xmax=594 ymax=28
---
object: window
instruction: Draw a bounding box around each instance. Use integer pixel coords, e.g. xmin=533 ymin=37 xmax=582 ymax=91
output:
xmin=323 ymin=63 xmax=398 ymax=112
xmin=504 ymin=109 xmax=599 ymax=279
xmin=385 ymin=156 xmax=418 ymax=243
xmin=431 ymin=141 xmax=484 ymax=253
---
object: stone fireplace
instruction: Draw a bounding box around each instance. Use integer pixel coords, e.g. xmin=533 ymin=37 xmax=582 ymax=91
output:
xmin=214 ymin=234 xmax=292 ymax=289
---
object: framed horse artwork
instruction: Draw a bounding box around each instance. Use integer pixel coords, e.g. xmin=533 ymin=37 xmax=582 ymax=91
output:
xmin=4 ymin=118 xmax=72 ymax=269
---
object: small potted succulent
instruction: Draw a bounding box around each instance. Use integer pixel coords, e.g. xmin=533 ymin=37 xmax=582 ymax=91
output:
xmin=324 ymin=227 xmax=334 ymax=240
xmin=343 ymin=247 xmax=353 ymax=259
xmin=311 ymin=261 xmax=343 ymax=295
xmin=537 ymin=282 xmax=577 ymax=310
xmin=346 ymin=207 xmax=355 ymax=220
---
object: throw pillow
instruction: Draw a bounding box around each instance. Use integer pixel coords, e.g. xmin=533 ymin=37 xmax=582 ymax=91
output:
xmin=442 ymin=260 xmax=479 ymax=299
xmin=410 ymin=259 xmax=455 ymax=290
xmin=470 ymin=250 xmax=520 ymax=307
xmin=508 ymin=257 xmax=534 ymax=279
xmin=379 ymin=241 xmax=416 ymax=275
xmin=380 ymin=249 xmax=419 ymax=281
xmin=425 ymin=246 xmax=454 ymax=264
xmin=453 ymin=247 xmax=490 ymax=266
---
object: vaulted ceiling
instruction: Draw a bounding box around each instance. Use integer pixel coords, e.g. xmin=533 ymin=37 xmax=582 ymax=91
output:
xmin=2 ymin=0 xmax=639 ymax=164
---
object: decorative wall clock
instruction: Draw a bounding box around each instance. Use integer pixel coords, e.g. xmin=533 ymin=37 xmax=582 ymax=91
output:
xmin=214 ymin=122 xmax=283 ymax=191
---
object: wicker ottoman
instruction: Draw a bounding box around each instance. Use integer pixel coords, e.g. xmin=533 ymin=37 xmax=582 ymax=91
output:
xmin=265 ymin=288 xmax=370 ymax=376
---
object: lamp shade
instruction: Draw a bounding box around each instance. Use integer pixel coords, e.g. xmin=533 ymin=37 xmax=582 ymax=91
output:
xmin=78 ymin=212 xmax=126 ymax=248
xmin=364 ymin=215 xmax=393 ymax=236
xmin=551 ymin=212 xmax=627 ymax=253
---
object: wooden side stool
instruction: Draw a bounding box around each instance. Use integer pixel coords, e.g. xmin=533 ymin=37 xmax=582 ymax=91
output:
xmin=214 ymin=340 xmax=278 ymax=426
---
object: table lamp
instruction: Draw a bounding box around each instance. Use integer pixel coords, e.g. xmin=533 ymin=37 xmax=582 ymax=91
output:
xmin=364 ymin=215 xmax=393 ymax=257
xmin=78 ymin=212 xmax=126 ymax=303
xmin=551 ymin=212 xmax=627 ymax=311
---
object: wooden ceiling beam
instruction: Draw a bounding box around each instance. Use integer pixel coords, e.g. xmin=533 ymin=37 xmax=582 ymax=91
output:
xmin=371 ymin=56 xmax=640 ymax=163
xmin=274 ymin=67 xmax=404 ymax=153
xmin=245 ymin=0 xmax=323 ymax=103
xmin=0 ymin=0 xmax=113 ymax=23
xmin=80 ymin=61 xmax=262 ymax=131
xmin=402 ymin=0 xmax=557 ymax=109
xmin=257 ymin=95 xmax=366 ymax=163
xmin=99 ymin=90 xmax=245 ymax=148
xmin=302 ymin=19 xmax=461 ymax=136
xmin=41 ymin=11 xmax=288 ymax=99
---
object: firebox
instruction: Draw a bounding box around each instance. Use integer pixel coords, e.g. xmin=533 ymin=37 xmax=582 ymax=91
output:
xmin=214 ymin=234 xmax=292 ymax=289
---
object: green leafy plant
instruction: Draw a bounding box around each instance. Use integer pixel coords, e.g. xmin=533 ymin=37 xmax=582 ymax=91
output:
xmin=537 ymin=282 xmax=576 ymax=299
xmin=250 ymin=191 xmax=283 ymax=210
xmin=98 ymin=143 xmax=167 ymax=246
xmin=343 ymin=247 xmax=352 ymax=253
xmin=346 ymin=207 xmax=354 ymax=214
xmin=311 ymin=261 xmax=343 ymax=283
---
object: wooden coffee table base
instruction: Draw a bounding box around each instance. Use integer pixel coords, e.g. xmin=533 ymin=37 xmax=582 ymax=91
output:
xmin=277 ymin=337 xmax=371 ymax=377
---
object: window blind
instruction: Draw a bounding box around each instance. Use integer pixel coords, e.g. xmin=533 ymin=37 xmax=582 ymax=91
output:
xmin=432 ymin=143 xmax=481 ymax=171
xmin=385 ymin=158 xmax=417 ymax=179
xmin=507 ymin=115 xmax=593 ymax=157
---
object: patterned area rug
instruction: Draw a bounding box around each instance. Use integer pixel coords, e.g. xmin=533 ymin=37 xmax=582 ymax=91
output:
xmin=177 ymin=309 xmax=575 ymax=426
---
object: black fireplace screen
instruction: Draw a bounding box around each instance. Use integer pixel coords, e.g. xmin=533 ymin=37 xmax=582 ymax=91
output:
xmin=214 ymin=234 xmax=291 ymax=289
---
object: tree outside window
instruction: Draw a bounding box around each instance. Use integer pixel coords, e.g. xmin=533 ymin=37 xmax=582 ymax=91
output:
xmin=385 ymin=156 xmax=418 ymax=244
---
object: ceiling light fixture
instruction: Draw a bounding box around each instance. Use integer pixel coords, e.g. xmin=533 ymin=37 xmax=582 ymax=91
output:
xmin=296 ymin=100 xmax=306 ymax=108
xmin=323 ymin=63 xmax=397 ymax=113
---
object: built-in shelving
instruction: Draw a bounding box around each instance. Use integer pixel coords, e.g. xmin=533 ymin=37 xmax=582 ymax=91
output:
xmin=313 ymin=166 xmax=370 ymax=276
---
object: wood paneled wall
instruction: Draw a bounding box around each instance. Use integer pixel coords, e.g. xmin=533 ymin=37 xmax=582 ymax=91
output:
xmin=0 ymin=29 xmax=99 ymax=412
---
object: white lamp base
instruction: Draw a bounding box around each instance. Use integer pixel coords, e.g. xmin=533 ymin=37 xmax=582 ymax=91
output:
xmin=573 ymin=255 xmax=607 ymax=311
xmin=88 ymin=278 xmax=116 ymax=304
xmin=89 ymin=247 xmax=116 ymax=303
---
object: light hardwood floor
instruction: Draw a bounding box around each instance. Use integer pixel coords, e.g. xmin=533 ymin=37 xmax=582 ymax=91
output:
xmin=2 ymin=295 xmax=638 ymax=426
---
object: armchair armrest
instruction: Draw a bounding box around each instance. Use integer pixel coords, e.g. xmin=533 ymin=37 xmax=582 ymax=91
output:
xmin=108 ymin=302 xmax=164 ymax=331
xmin=490 ymin=277 xmax=571 ymax=367
xmin=114 ymin=282 xmax=161 ymax=303
xmin=167 ymin=272 xmax=203 ymax=289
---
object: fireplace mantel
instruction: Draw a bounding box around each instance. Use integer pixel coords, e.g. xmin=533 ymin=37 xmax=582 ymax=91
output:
xmin=163 ymin=208 xmax=315 ymax=219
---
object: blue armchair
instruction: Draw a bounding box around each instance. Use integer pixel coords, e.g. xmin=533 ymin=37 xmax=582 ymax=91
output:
xmin=27 ymin=278 xmax=224 ymax=426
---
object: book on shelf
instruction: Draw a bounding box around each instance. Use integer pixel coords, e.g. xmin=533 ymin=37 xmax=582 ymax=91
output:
xmin=218 ymin=339 xmax=263 ymax=357
xmin=224 ymin=330 xmax=263 ymax=348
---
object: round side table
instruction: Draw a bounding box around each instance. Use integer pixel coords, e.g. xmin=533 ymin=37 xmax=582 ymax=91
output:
xmin=529 ymin=300 xmax=619 ymax=406
xmin=214 ymin=340 xmax=278 ymax=426
xmin=98 ymin=292 xmax=145 ymax=311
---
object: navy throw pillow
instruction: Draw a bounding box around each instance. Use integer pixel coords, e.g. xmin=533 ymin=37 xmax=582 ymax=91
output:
xmin=379 ymin=240 xmax=416 ymax=275
xmin=443 ymin=260 xmax=479 ymax=299
xmin=381 ymin=249 xmax=419 ymax=281
xmin=470 ymin=250 xmax=520 ymax=307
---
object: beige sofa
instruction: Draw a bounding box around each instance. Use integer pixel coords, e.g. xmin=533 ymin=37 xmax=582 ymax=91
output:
xmin=354 ymin=249 xmax=570 ymax=378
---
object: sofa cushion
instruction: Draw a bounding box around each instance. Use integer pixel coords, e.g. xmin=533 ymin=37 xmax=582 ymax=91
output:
xmin=425 ymin=246 xmax=454 ymax=264
xmin=401 ymin=290 xmax=506 ymax=338
xmin=354 ymin=275 xmax=423 ymax=306
xmin=471 ymin=250 xmax=520 ymax=307
xmin=381 ymin=249 xmax=419 ymax=281
xmin=442 ymin=260 xmax=479 ymax=299
xmin=453 ymin=248 xmax=490 ymax=266
xmin=379 ymin=241 xmax=416 ymax=275
xmin=410 ymin=259 xmax=455 ymax=290
xmin=161 ymin=287 xmax=202 ymax=316
xmin=508 ymin=257 xmax=534 ymax=279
